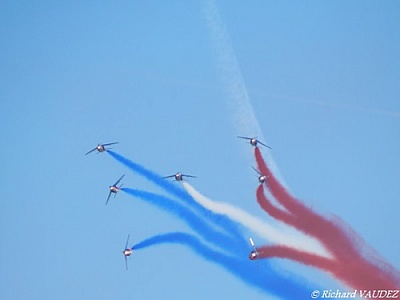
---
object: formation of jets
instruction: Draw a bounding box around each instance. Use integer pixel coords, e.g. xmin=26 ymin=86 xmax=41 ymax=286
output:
xmin=86 ymin=137 xmax=271 ymax=267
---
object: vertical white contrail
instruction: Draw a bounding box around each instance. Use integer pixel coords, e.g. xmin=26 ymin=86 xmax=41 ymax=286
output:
xmin=204 ymin=0 xmax=282 ymax=180
xmin=183 ymin=182 xmax=330 ymax=258
xmin=204 ymin=0 xmax=263 ymax=139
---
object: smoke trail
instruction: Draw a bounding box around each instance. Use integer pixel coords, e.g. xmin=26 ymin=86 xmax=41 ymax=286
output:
xmin=254 ymin=146 xmax=358 ymax=260
xmin=132 ymin=232 xmax=318 ymax=299
xmin=258 ymin=244 xmax=399 ymax=291
xmin=258 ymin=245 xmax=336 ymax=273
xmin=107 ymin=150 xmax=244 ymax=241
xmin=254 ymin=147 xmax=400 ymax=290
xmin=183 ymin=181 xmax=328 ymax=258
xmin=122 ymin=187 xmax=245 ymax=256
xmin=107 ymin=150 xmax=188 ymax=201
xmin=108 ymin=151 xmax=325 ymax=296
xmin=204 ymin=0 xmax=263 ymax=139
xmin=204 ymin=0 xmax=283 ymax=183
xmin=256 ymin=184 xmax=297 ymax=228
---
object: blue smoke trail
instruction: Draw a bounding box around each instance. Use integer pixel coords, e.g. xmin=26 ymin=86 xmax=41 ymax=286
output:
xmin=122 ymin=187 xmax=246 ymax=257
xmin=108 ymin=150 xmax=244 ymax=241
xmin=108 ymin=150 xmax=190 ymax=200
xmin=133 ymin=232 xmax=317 ymax=299
xmin=109 ymin=150 xmax=319 ymax=297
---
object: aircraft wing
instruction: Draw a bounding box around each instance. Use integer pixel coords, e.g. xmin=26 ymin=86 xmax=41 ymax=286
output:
xmin=124 ymin=256 xmax=128 ymax=270
xmin=249 ymin=237 xmax=255 ymax=247
xmin=258 ymin=140 xmax=272 ymax=149
xmin=252 ymin=166 xmax=262 ymax=175
xmin=163 ymin=175 xmax=175 ymax=179
xmin=114 ymin=174 xmax=125 ymax=186
xmin=106 ymin=191 xmax=112 ymax=205
xmin=85 ymin=148 xmax=97 ymax=155
xmin=249 ymin=237 xmax=257 ymax=251
xmin=103 ymin=142 xmax=118 ymax=146
xmin=183 ymin=174 xmax=196 ymax=178
xmin=125 ymin=234 xmax=130 ymax=249
xmin=237 ymin=135 xmax=251 ymax=140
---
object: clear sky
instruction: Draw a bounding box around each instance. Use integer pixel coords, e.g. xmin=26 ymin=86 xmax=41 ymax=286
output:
xmin=1 ymin=1 xmax=399 ymax=299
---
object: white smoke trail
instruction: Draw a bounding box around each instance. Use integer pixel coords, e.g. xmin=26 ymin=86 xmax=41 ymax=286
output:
xmin=183 ymin=182 xmax=330 ymax=258
xmin=204 ymin=0 xmax=262 ymax=138
xmin=203 ymin=0 xmax=332 ymax=260
xmin=204 ymin=0 xmax=283 ymax=182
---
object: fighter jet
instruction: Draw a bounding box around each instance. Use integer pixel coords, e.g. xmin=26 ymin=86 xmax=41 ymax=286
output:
xmin=252 ymin=166 xmax=269 ymax=184
xmin=237 ymin=136 xmax=271 ymax=149
xmin=163 ymin=172 xmax=196 ymax=182
xmin=249 ymin=237 xmax=260 ymax=260
xmin=122 ymin=234 xmax=133 ymax=270
xmin=85 ymin=142 xmax=118 ymax=155
xmin=106 ymin=174 xmax=125 ymax=205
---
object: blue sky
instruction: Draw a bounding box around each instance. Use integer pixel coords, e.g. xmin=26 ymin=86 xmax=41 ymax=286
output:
xmin=1 ymin=1 xmax=399 ymax=299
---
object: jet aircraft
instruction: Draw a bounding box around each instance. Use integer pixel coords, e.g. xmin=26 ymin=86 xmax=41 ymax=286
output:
xmin=163 ymin=172 xmax=196 ymax=182
xmin=252 ymin=166 xmax=269 ymax=184
xmin=122 ymin=234 xmax=133 ymax=270
xmin=237 ymin=136 xmax=271 ymax=149
xmin=249 ymin=237 xmax=260 ymax=260
xmin=85 ymin=142 xmax=118 ymax=155
xmin=106 ymin=174 xmax=125 ymax=205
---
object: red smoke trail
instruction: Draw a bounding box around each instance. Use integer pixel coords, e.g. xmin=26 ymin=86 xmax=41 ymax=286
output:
xmin=257 ymin=245 xmax=397 ymax=291
xmin=255 ymin=147 xmax=358 ymax=261
xmin=258 ymin=245 xmax=335 ymax=272
xmin=254 ymin=147 xmax=399 ymax=291
xmin=256 ymin=185 xmax=296 ymax=227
